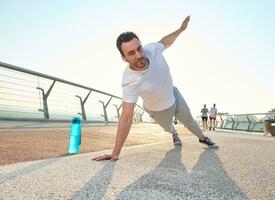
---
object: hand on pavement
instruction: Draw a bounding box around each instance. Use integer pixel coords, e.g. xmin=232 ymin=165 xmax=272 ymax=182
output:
xmin=92 ymin=154 xmax=119 ymax=161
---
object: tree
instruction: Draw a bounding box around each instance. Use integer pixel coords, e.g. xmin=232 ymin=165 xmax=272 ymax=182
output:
xmin=217 ymin=112 xmax=229 ymax=115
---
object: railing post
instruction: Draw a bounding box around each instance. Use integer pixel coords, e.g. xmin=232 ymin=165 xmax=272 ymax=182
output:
xmin=133 ymin=109 xmax=139 ymax=122
xmin=113 ymin=103 xmax=122 ymax=119
xmin=75 ymin=90 xmax=91 ymax=121
xmin=136 ymin=110 xmax=142 ymax=122
xmin=139 ymin=110 xmax=145 ymax=122
xmin=219 ymin=116 xmax=224 ymax=128
xmin=137 ymin=110 xmax=142 ymax=122
xmin=99 ymin=96 xmax=112 ymax=123
xmin=134 ymin=110 xmax=137 ymax=122
xmin=231 ymin=116 xmax=235 ymax=130
xmin=36 ymin=80 xmax=55 ymax=119
xmin=247 ymin=115 xmax=251 ymax=131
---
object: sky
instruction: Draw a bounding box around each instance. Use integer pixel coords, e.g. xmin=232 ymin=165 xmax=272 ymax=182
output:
xmin=1 ymin=0 xmax=275 ymax=116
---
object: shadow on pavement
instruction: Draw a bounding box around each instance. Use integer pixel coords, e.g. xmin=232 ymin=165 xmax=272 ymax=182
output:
xmin=0 ymin=156 xmax=66 ymax=184
xmin=117 ymin=146 xmax=248 ymax=200
xmin=70 ymin=161 xmax=116 ymax=200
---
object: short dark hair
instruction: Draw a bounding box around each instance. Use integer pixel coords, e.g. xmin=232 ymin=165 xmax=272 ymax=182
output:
xmin=116 ymin=32 xmax=139 ymax=56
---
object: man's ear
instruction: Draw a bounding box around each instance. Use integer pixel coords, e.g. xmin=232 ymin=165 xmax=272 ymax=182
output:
xmin=121 ymin=55 xmax=127 ymax=62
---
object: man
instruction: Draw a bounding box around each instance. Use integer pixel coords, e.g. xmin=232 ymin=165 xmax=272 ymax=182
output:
xmin=200 ymin=104 xmax=209 ymax=130
xmin=93 ymin=16 xmax=218 ymax=162
xmin=209 ymin=104 xmax=217 ymax=130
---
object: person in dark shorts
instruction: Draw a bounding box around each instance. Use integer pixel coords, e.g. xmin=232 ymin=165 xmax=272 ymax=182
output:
xmin=201 ymin=104 xmax=209 ymax=130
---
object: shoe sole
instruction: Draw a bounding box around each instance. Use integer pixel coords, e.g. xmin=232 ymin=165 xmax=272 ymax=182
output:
xmin=200 ymin=142 xmax=219 ymax=148
xmin=209 ymin=144 xmax=219 ymax=148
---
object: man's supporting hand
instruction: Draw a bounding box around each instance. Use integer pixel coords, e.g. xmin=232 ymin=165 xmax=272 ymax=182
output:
xmin=91 ymin=102 xmax=135 ymax=162
xmin=92 ymin=153 xmax=119 ymax=161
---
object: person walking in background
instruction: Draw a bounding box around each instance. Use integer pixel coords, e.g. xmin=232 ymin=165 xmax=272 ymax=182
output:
xmin=201 ymin=104 xmax=209 ymax=130
xmin=209 ymin=104 xmax=217 ymax=130
xmin=92 ymin=16 xmax=218 ymax=161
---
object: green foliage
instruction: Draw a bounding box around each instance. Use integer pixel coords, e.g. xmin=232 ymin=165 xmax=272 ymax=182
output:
xmin=217 ymin=112 xmax=229 ymax=115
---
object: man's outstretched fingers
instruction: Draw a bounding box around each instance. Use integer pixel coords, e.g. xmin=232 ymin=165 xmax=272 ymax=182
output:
xmin=91 ymin=155 xmax=100 ymax=160
xmin=92 ymin=154 xmax=111 ymax=161
xmin=91 ymin=155 xmax=103 ymax=160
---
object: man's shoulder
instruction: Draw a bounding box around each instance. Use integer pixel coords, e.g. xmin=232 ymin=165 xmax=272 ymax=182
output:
xmin=144 ymin=42 xmax=165 ymax=53
xmin=144 ymin=42 xmax=164 ymax=48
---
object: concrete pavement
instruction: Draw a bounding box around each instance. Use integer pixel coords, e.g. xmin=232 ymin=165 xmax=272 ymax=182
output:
xmin=0 ymin=131 xmax=274 ymax=199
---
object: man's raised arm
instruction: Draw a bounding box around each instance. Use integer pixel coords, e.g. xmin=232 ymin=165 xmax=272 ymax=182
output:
xmin=159 ymin=15 xmax=190 ymax=49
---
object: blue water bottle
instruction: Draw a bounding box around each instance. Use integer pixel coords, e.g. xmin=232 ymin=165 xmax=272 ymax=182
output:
xmin=68 ymin=117 xmax=82 ymax=154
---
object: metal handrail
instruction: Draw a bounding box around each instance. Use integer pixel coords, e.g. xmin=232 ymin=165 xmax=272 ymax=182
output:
xmin=221 ymin=112 xmax=275 ymax=116
xmin=0 ymin=61 xmax=145 ymax=122
xmin=0 ymin=61 xmax=122 ymax=99
xmin=196 ymin=112 xmax=275 ymax=133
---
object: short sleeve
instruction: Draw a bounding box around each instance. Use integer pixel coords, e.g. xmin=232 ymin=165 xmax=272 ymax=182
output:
xmin=122 ymin=84 xmax=139 ymax=103
xmin=154 ymin=42 xmax=165 ymax=54
xmin=144 ymin=42 xmax=165 ymax=55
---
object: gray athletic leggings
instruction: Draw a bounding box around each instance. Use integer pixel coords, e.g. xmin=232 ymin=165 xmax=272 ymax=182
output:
xmin=144 ymin=87 xmax=204 ymax=138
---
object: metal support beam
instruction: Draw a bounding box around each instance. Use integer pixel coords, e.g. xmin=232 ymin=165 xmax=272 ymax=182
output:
xmin=135 ymin=110 xmax=141 ymax=122
xmin=231 ymin=116 xmax=235 ymax=130
xmin=113 ymin=103 xmax=122 ymax=119
xmin=99 ymin=97 xmax=113 ymax=123
xmin=134 ymin=109 xmax=141 ymax=122
xmin=246 ymin=115 xmax=251 ymax=131
xmin=36 ymin=80 xmax=56 ymax=119
xmin=76 ymin=90 xmax=91 ymax=121
xmin=133 ymin=109 xmax=137 ymax=122
xmin=139 ymin=110 xmax=145 ymax=122
xmin=219 ymin=116 xmax=224 ymax=128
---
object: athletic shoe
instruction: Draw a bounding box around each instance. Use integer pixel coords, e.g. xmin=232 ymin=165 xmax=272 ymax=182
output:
xmin=209 ymin=127 xmax=212 ymax=130
xmin=173 ymin=134 xmax=182 ymax=145
xmin=199 ymin=137 xmax=218 ymax=148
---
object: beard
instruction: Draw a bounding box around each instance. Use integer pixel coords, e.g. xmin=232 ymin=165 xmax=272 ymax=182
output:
xmin=135 ymin=57 xmax=147 ymax=69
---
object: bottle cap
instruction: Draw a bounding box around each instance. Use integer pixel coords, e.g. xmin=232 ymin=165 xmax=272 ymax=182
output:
xmin=72 ymin=117 xmax=81 ymax=124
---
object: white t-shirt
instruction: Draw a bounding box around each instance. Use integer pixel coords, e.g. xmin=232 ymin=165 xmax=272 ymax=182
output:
xmin=121 ymin=42 xmax=175 ymax=111
xmin=201 ymin=108 xmax=209 ymax=117
xmin=210 ymin=107 xmax=217 ymax=118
